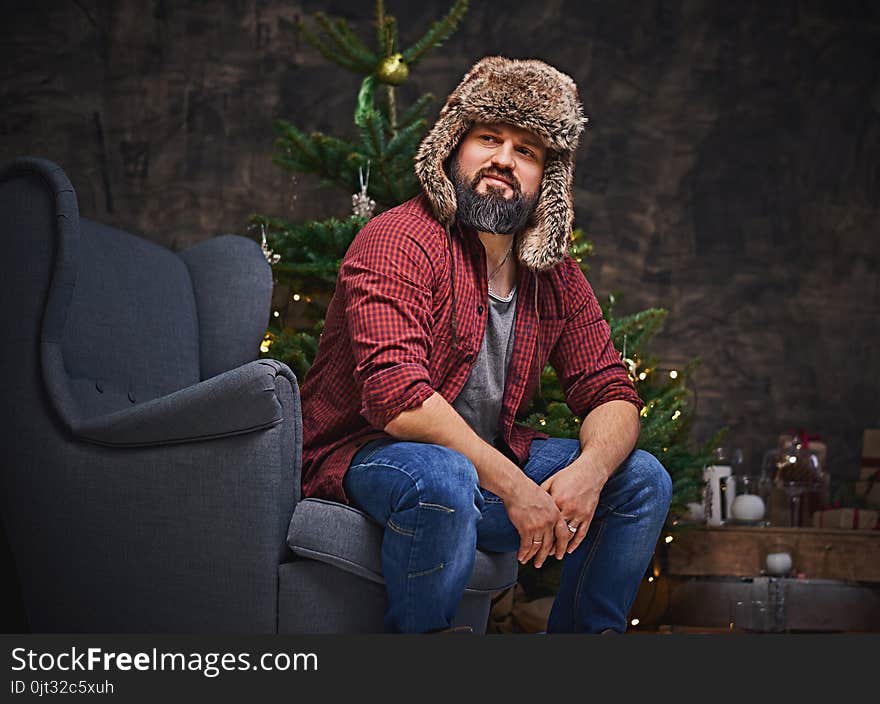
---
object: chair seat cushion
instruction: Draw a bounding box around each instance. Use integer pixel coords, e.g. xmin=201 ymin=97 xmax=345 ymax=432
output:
xmin=287 ymin=498 xmax=518 ymax=593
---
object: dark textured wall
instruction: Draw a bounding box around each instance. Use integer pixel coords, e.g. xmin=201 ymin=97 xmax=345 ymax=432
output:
xmin=2 ymin=0 xmax=878 ymax=481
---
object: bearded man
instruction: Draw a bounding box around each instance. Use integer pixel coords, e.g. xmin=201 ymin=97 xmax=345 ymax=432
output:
xmin=299 ymin=56 xmax=672 ymax=633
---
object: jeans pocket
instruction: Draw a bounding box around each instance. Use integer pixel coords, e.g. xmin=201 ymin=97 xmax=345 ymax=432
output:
xmin=598 ymin=501 xmax=638 ymax=519
xmin=480 ymin=487 xmax=504 ymax=505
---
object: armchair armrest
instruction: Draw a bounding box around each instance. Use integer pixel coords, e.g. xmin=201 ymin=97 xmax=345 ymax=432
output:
xmin=75 ymin=359 xmax=298 ymax=447
xmin=30 ymin=360 xmax=301 ymax=632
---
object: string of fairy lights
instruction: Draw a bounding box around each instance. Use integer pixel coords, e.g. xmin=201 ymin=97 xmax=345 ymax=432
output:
xmin=260 ymin=286 xmax=316 ymax=354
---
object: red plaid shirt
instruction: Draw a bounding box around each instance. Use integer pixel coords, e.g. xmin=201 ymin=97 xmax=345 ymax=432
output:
xmin=300 ymin=195 xmax=643 ymax=503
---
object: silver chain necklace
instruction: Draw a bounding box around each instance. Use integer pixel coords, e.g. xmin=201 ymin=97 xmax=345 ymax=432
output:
xmin=488 ymin=243 xmax=514 ymax=283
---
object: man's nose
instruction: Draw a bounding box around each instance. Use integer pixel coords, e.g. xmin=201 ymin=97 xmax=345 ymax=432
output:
xmin=490 ymin=141 xmax=516 ymax=170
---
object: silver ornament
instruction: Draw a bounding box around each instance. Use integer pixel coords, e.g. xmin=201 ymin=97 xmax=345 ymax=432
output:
xmin=260 ymin=223 xmax=281 ymax=265
xmin=352 ymin=162 xmax=376 ymax=218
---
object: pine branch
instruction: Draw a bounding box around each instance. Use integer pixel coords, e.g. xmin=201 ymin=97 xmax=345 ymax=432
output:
xmin=568 ymin=228 xmax=594 ymax=266
xmin=272 ymin=119 xmax=322 ymax=170
xmin=384 ymin=117 xmax=427 ymax=159
xmin=375 ymin=0 xmax=387 ymax=52
xmin=313 ymin=12 xmax=375 ymax=73
xmin=402 ymin=0 xmax=469 ymax=67
xmin=354 ymin=76 xmax=392 ymax=166
xmin=358 ymin=110 xmax=387 ymax=158
xmin=381 ymin=165 xmax=421 ymax=203
xmin=385 ymin=84 xmax=398 ymax=131
xmin=272 ymin=261 xmax=343 ymax=278
xmin=260 ymin=327 xmax=321 ymax=379
xmin=385 ymin=15 xmax=399 ymax=54
xmin=250 ymin=213 xmax=367 ymax=264
xmin=397 ymin=93 xmax=434 ymax=129
xmin=297 ymin=19 xmax=364 ymax=73
xmin=380 ymin=17 xmax=392 ymax=56
xmin=312 ymin=131 xmax=358 ymax=165
xmin=609 ymin=307 xmax=668 ymax=354
xmin=610 ymin=306 xmax=668 ymax=336
xmin=273 ymin=129 xmax=362 ymax=194
xmin=373 ymin=160 xmax=402 ymax=205
xmin=333 ymin=17 xmax=379 ymax=67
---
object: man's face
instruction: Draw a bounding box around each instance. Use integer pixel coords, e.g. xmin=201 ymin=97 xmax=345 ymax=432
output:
xmin=449 ymin=122 xmax=547 ymax=235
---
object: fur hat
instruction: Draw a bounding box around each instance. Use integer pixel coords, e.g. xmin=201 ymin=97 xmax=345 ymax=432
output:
xmin=414 ymin=56 xmax=587 ymax=271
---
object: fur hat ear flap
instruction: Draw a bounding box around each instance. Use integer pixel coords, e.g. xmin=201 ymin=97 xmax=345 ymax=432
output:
xmin=414 ymin=104 xmax=469 ymax=227
xmin=517 ymin=152 xmax=574 ymax=271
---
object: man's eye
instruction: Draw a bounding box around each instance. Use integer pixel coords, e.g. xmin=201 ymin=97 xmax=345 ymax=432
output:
xmin=518 ymin=148 xmax=533 ymax=157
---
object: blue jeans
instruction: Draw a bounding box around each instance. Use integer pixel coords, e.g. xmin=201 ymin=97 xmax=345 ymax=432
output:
xmin=344 ymin=437 xmax=672 ymax=633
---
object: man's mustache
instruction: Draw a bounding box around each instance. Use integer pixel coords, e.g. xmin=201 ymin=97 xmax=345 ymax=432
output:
xmin=471 ymin=168 xmax=521 ymax=195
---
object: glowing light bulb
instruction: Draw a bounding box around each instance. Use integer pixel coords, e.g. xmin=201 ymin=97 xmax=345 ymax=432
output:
xmin=669 ymin=370 xmax=678 ymax=379
xmin=273 ymin=311 xmax=280 ymax=317
xmin=664 ymin=535 xmax=673 ymax=544
xmin=647 ymin=576 xmax=654 ymax=583
xmin=672 ymin=410 xmax=681 ymax=421
xmin=638 ymin=372 xmax=647 ymax=380
xmin=630 ymin=618 xmax=640 ymax=626
xmin=293 ymin=294 xmax=301 ymax=301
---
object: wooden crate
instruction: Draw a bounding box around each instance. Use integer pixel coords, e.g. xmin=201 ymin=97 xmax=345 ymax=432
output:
xmin=657 ymin=576 xmax=880 ymax=632
xmin=666 ymin=526 xmax=880 ymax=582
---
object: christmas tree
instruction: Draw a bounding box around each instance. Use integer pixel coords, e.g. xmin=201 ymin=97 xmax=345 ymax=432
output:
xmin=252 ymin=0 xmax=722 ymax=523
xmin=251 ymin=0 xmax=469 ymax=380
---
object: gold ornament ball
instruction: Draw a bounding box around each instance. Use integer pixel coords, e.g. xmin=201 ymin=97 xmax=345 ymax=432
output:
xmin=377 ymin=54 xmax=409 ymax=85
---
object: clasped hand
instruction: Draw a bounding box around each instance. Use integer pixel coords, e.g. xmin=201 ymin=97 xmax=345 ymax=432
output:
xmin=507 ymin=462 xmax=604 ymax=569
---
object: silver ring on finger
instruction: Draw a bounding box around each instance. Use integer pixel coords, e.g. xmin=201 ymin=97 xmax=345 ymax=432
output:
xmin=567 ymin=522 xmax=578 ymax=533
xmin=532 ymin=538 xmax=543 ymax=544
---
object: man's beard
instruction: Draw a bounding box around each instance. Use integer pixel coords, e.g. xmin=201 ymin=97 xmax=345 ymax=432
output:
xmin=450 ymin=160 xmax=539 ymax=235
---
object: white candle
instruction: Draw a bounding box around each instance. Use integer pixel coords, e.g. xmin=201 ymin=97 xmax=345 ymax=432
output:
xmin=731 ymin=494 xmax=765 ymax=522
xmin=766 ymin=551 xmax=793 ymax=576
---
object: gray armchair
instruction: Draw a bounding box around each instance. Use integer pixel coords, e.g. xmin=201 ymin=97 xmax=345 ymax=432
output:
xmin=0 ymin=157 xmax=517 ymax=633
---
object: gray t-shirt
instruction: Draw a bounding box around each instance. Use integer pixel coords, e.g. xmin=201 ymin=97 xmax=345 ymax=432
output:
xmin=452 ymin=286 xmax=518 ymax=445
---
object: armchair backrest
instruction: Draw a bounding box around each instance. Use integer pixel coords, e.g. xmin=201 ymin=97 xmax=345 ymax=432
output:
xmin=178 ymin=234 xmax=273 ymax=381
xmin=63 ymin=218 xmax=201 ymax=418
xmin=0 ymin=157 xmax=272 ymax=428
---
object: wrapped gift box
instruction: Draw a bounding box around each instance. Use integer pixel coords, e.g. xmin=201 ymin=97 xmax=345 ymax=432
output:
xmin=856 ymin=429 xmax=880 ymax=508
xmin=812 ymin=507 xmax=879 ymax=530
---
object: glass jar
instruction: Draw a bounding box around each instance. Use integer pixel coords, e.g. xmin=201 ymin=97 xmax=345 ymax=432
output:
xmin=761 ymin=435 xmax=829 ymax=527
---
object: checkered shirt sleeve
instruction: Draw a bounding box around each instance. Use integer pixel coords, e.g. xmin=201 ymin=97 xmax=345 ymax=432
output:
xmin=340 ymin=213 xmax=442 ymax=430
xmin=551 ymin=257 xmax=644 ymax=417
